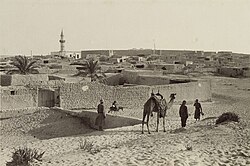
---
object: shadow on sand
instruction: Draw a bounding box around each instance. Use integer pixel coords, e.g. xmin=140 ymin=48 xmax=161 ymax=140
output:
xmin=28 ymin=109 xmax=142 ymax=140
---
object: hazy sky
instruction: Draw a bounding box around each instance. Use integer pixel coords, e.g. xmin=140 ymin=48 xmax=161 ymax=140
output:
xmin=1 ymin=0 xmax=250 ymax=56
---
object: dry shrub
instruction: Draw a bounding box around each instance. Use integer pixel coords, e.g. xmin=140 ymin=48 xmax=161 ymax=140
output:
xmin=79 ymin=138 xmax=93 ymax=151
xmin=216 ymin=112 xmax=239 ymax=124
xmin=6 ymin=147 xmax=45 ymax=166
xmin=79 ymin=138 xmax=101 ymax=154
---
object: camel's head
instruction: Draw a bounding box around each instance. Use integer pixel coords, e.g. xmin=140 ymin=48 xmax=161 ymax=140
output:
xmin=170 ymin=93 xmax=176 ymax=100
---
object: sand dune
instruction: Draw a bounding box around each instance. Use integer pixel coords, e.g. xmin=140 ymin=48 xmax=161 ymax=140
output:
xmin=1 ymin=77 xmax=250 ymax=166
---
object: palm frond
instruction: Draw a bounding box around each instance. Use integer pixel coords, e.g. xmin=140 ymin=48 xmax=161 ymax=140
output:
xmin=6 ymin=70 xmax=21 ymax=75
xmin=8 ymin=55 xmax=38 ymax=75
xmin=26 ymin=61 xmax=37 ymax=71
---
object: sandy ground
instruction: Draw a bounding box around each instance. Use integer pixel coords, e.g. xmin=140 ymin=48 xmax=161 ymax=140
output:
xmin=1 ymin=76 xmax=250 ymax=166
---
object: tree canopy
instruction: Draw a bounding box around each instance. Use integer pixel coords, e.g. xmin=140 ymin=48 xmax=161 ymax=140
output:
xmin=7 ymin=55 xmax=39 ymax=75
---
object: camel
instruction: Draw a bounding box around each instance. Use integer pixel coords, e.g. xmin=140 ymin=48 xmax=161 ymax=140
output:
xmin=142 ymin=91 xmax=176 ymax=134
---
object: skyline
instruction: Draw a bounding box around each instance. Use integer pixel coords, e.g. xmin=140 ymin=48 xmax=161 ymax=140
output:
xmin=1 ymin=0 xmax=250 ymax=56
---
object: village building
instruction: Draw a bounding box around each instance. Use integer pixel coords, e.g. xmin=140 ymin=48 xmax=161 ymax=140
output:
xmin=218 ymin=66 xmax=250 ymax=77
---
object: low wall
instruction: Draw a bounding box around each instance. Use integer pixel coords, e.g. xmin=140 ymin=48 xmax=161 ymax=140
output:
xmin=0 ymin=94 xmax=35 ymax=110
xmin=59 ymin=109 xmax=142 ymax=130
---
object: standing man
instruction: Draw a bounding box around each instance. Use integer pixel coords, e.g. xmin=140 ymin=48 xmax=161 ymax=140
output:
xmin=179 ymin=100 xmax=188 ymax=128
xmin=95 ymin=99 xmax=106 ymax=131
xmin=194 ymin=99 xmax=203 ymax=121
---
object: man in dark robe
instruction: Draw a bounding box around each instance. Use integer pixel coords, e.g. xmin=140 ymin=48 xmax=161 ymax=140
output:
xmin=179 ymin=100 xmax=188 ymax=127
xmin=95 ymin=99 xmax=106 ymax=131
xmin=194 ymin=99 xmax=203 ymax=121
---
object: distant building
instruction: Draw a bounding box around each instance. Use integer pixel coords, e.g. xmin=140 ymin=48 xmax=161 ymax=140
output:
xmin=148 ymin=62 xmax=184 ymax=73
xmin=218 ymin=67 xmax=244 ymax=77
xmin=51 ymin=30 xmax=81 ymax=59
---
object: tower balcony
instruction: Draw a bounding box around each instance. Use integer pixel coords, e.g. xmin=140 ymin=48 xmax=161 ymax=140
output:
xmin=59 ymin=39 xmax=65 ymax=43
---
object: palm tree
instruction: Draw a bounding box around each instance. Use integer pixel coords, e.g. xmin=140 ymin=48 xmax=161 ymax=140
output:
xmin=73 ymin=59 xmax=105 ymax=82
xmin=7 ymin=55 xmax=38 ymax=75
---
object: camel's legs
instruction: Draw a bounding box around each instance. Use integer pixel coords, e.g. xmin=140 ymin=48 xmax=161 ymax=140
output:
xmin=146 ymin=114 xmax=151 ymax=134
xmin=156 ymin=112 xmax=159 ymax=132
xmin=163 ymin=116 xmax=166 ymax=132
xmin=142 ymin=111 xmax=147 ymax=134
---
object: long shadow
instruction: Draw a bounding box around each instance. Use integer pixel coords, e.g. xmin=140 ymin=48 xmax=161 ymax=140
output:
xmin=28 ymin=111 xmax=95 ymax=140
xmin=28 ymin=109 xmax=142 ymax=140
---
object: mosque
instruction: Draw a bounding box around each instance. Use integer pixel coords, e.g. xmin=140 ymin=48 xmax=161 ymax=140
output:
xmin=51 ymin=30 xmax=81 ymax=59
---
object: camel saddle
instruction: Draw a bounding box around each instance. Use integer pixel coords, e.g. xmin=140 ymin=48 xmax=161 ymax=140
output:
xmin=152 ymin=96 xmax=167 ymax=118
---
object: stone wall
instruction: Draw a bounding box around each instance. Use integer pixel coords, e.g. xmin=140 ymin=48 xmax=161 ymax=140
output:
xmin=0 ymin=74 xmax=12 ymax=86
xmin=0 ymin=86 xmax=38 ymax=111
xmin=60 ymin=79 xmax=211 ymax=110
xmin=11 ymin=74 xmax=49 ymax=86
xmin=122 ymin=70 xmax=163 ymax=84
xmin=104 ymin=73 xmax=123 ymax=86
xmin=137 ymin=75 xmax=170 ymax=85
xmin=0 ymin=94 xmax=35 ymax=110
xmin=0 ymin=80 xmax=64 ymax=111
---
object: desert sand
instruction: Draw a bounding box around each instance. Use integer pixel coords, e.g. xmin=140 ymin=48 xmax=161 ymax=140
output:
xmin=1 ymin=76 xmax=250 ymax=166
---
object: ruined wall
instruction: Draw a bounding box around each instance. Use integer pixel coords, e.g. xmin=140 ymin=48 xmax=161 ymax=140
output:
xmin=60 ymin=79 xmax=211 ymax=110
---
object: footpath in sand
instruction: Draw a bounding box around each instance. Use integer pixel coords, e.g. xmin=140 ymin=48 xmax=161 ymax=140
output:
xmin=0 ymin=76 xmax=250 ymax=166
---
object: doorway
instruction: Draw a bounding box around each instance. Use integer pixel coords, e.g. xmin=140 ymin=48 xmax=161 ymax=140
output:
xmin=38 ymin=88 xmax=55 ymax=107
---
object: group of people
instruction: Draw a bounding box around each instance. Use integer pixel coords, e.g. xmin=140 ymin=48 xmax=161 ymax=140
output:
xmin=95 ymin=98 xmax=204 ymax=131
xmin=179 ymin=99 xmax=204 ymax=128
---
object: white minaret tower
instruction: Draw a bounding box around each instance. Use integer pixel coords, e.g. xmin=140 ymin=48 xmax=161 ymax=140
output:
xmin=59 ymin=30 xmax=65 ymax=54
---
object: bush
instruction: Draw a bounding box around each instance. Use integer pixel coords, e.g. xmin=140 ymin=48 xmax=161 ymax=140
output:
xmin=79 ymin=138 xmax=94 ymax=152
xmin=79 ymin=138 xmax=101 ymax=154
xmin=216 ymin=112 xmax=239 ymax=124
xmin=6 ymin=147 xmax=45 ymax=166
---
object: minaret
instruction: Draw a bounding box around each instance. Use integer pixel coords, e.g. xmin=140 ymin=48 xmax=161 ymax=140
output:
xmin=153 ymin=39 xmax=156 ymax=55
xmin=59 ymin=30 xmax=65 ymax=54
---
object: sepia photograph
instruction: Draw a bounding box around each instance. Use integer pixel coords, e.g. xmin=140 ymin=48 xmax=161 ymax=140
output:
xmin=0 ymin=0 xmax=250 ymax=165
